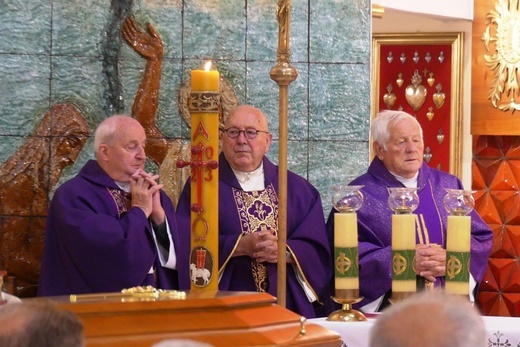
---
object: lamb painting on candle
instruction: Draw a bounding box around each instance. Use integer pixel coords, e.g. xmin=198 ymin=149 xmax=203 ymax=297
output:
xmin=177 ymin=105 xmax=333 ymax=318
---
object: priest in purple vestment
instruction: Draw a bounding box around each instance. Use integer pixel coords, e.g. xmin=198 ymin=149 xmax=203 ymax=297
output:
xmin=326 ymin=110 xmax=492 ymax=312
xmin=176 ymin=105 xmax=332 ymax=318
xmin=39 ymin=115 xmax=179 ymax=296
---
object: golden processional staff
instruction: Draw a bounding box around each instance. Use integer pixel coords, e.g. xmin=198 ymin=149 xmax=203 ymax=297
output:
xmin=270 ymin=0 xmax=298 ymax=309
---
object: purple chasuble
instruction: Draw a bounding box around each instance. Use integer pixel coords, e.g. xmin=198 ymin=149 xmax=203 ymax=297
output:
xmin=177 ymin=153 xmax=332 ymax=318
xmin=326 ymin=158 xmax=493 ymax=308
xmin=38 ymin=160 xmax=179 ymax=296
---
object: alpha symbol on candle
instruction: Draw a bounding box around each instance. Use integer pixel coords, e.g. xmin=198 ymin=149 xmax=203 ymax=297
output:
xmin=446 ymin=255 xmax=462 ymax=279
xmin=193 ymin=121 xmax=209 ymax=141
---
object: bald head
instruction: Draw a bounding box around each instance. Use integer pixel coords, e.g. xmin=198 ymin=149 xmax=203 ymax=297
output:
xmin=221 ymin=105 xmax=272 ymax=172
xmin=93 ymin=115 xmax=147 ymax=182
xmin=225 ymin=105 xmax=269 ymax=131
xmin=94 ymin=115 xmax=144 ymax=156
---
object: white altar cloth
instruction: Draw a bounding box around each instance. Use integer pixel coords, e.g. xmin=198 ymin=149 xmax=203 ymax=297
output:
xmin=310 ymin=315 xmax=520 ymax=347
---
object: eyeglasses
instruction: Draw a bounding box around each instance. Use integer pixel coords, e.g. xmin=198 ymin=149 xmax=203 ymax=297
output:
xmin=222 ymin=127 xmax=269 ymax=139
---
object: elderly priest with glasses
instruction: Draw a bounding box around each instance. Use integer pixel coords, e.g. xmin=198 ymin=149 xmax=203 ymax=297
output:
xmin=176 ymin=105 xmax=332 ymax=318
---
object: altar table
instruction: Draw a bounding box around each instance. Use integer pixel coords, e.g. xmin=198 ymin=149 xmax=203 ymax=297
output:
xmin=310 ymin=315 xmax=520 ymax=347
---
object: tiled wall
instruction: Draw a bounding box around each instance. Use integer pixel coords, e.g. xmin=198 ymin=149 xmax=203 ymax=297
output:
xmin=0 ymin=0 xmax=371 ymax=211
xmin=0 ymin=0 xmax=371 ymax=295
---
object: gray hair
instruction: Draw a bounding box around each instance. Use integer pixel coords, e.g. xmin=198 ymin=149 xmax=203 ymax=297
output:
xmin=369 ymin=291 xmax=486 ymax=347
xmin=0 ymin=302 xmax=84 ymax=347
xmin=371 ymin=110 xmax=423 ymax=151
xmin=93 ymin=114 xmax=133 ymax=158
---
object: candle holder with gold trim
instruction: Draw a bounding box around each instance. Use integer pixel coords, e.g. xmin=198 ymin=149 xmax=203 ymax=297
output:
xmin=443 ymin=189 xmax=474 ymax=296
xmin=328 ymin=185 xmax=366 ymax=322
xmin=388 ymin=187 xmax=419 ymax=304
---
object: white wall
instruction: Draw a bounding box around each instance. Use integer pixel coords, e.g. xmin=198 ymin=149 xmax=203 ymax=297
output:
xmin=373 ymin=0 xmax=473 ymax=20
xmin=372 ymin=7 xmax=473 ymax=188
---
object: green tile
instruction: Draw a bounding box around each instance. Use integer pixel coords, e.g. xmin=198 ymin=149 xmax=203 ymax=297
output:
xmin=310 ymin=0 xmax=370 ymax=63
xmin=0 ymin=0 xmax=51 ymax=54
xmin=52 ymin=0 xmax=111 ymax=56
xmin=309 ymin=140 xmax=369 ymax=215
xmin=184 ymin=0 xmax=246 ymax=60
xmin=50 ymin=56 xmax=107 ymax=124
xmin=309 ymin=63 xmax=370 ymax=141
xmin=246 ymin=61 xmax=308 ymax=140
xmin=0 ymin=54 xmax=51 ymax=136
xmin=0 ymin=137 xmax=26 ymax=165
xmin=130 ymin=3 xmax=183 ymax=59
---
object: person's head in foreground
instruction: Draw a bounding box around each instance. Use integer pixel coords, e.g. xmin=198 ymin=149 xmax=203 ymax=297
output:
xmin=0 ymin=302 xmax=84 ymax=347
xmin=369 ymin=291 xmax=486 ymax=347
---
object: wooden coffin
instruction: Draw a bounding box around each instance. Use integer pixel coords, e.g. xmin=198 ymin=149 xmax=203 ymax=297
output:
xmin=32 ymin=290 xmax=341 ymax=347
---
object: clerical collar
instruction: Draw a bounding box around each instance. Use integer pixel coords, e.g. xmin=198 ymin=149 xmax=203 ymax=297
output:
xmin=232 ymin=163 xmax=265 ymax=191
xmin=391 ymin=172 xmax=418 ymax=189
xmin=116 ymin=181 xmax=131 ymax=193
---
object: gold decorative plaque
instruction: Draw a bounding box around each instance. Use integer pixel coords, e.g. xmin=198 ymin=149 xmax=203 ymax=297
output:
xmin=372 ymin=33 xmax=464 ymax=178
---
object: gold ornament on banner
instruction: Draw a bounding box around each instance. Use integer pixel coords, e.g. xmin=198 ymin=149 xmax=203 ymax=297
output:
xmin=437 ymin=129 xmax=445 ymax=144
xmin=438 ymin=51 xmax=444 ymax=63
xmin=427 ymin=72 xmax=435 ymax=87
xmin=423 ymin=147 xmax=432 ymax=163
xmin=396 ymin=73 xmax=404 ymax=87
xmin=400 ymin=53 xmax=406 ymax=63
xmin=383 ymin=84 xmax=396 ymax=109
xmin=387 ymin=52 xmax=393 ymax=63
xmin=405 ymin=70 xmax=427 ymax=111
xmin=426 ymin=106 xmax=434 ymax=121
xmin=433 ymin=83 xmax=446 ymax=109
xmin=413 ymin=51 xmax=419 ymax=64
xmin=425 ymin=52 xmax=432 ymax=63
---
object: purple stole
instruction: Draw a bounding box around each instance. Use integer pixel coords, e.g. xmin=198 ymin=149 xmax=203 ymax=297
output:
xmin=232 ymin=184 xmax=278 ymax=292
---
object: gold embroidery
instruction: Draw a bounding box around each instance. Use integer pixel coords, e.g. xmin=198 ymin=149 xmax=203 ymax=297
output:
xmin=107 ymin=188 xmax=131 ymax=218
xmin=233 ymin=184 xmax=278 ymax=292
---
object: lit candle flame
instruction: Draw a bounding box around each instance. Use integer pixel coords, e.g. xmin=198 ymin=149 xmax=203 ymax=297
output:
xmin=204 ymin=61 xmax=212 ymax=72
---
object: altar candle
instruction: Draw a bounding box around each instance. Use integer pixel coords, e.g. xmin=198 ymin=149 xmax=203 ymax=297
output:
xmin=334 ymin=213 xmax=359 ymax=295
xmin=391 ymin=214 xmax=416 ymax=293
xmin=445 ymin=215 xmax=471 ymax=295
xmin=191 ymin=61 xmax=219 ymax=91
xmin=189 ymin=61 xmax=219 ymax=291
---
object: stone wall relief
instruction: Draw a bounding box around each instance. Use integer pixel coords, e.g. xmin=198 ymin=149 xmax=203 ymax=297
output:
xmin=0 ymin=16 xmax=237 ymax=297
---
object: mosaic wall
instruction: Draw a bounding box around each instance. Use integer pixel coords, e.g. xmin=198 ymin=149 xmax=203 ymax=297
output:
xmin=0 ymin=0 xmax=371 ymax=295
